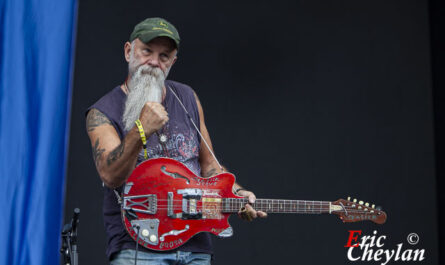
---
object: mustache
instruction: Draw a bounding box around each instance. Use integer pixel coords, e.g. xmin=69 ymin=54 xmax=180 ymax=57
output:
xmin=130 ymin=65 xmax=165 ymax=83
xmin=139 ymin=65 xmax=164 ymax=77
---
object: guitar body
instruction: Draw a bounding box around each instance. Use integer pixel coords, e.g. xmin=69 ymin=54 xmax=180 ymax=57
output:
xmin=121 ymin=157 xmax=240 ymax=251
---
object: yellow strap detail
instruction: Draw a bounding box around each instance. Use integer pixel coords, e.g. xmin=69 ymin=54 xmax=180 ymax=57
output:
xmin=134 ymin=119 xmax=148 ymax=160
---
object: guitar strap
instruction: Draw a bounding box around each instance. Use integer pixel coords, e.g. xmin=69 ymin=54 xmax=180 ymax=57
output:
xmin=112 ymin=85 xmax=224 ymax=204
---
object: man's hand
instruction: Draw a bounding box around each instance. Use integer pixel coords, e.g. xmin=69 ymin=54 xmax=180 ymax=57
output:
xmin=139 ymin=102 xmax=169 ymax=135
xmin=236 ymin=190 xmax=268 ymax=221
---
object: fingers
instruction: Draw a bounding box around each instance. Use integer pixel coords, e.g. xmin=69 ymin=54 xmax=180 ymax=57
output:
xmin=236 ymin=190 xmax=267 ymax=221
xmin=237 ymin=190 xmax=256 ymax=204
xmin=139 ymin=102 xmax=169 ymax=133
xmin=257 ymin=211 xmax=268 ymax=218
xmin=238 ymin=206 xmax=253 ymax=222
xmin=238 ymin=204 xmax=261 ymax=222
xmin=145 ymin=102 xmax=168 ymax=118
xmin=245 ymin=204 xmax=257 ymax=219
xmin=248 ymin=193 xmax=256 ymax=204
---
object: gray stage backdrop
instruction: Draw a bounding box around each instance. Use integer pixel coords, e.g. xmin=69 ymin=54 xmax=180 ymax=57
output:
xmin=64 ymin=0 xmax=439 ymax=264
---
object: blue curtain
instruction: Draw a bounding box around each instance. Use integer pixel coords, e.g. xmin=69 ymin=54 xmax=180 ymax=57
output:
xmin=0 ymin=0 xmax=77 ymax=264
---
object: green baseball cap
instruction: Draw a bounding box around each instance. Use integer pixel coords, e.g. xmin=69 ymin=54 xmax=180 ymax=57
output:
xmin=130 ymin=17 xmax=180 ymax=49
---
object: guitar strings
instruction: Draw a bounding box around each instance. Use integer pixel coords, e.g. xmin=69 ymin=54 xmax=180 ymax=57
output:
xmin=127 ymin=207 xmax=380 ymax=215
xmin=126 ymin=198 xmax=381 ymax=215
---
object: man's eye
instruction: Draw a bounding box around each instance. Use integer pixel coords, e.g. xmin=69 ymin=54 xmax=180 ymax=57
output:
xmin=160 ymin=54 xmax=169 ymax=61
xmin=143 ymin=49 xmax=151 ymax=54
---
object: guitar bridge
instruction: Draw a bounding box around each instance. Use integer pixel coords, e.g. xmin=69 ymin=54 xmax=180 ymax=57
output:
xmin=123 ymin=194 xmax=157 ymax=214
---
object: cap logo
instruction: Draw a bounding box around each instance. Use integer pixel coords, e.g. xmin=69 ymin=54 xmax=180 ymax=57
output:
xmin=159 ymin=21 xmax=168 ymax=27
xmin=152 ymin=27 xmax=173 ymax=35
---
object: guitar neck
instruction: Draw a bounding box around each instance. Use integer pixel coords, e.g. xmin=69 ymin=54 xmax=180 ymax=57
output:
xmin=221 ymin=198 xmax=333 ymax=214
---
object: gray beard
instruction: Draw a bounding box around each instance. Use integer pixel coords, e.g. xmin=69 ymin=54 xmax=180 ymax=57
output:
xmin=122 ymin=64 xmax=166 ymax=132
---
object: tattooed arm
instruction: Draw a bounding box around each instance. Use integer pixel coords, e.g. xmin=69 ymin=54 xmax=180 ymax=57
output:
xmin=86 ymin=108 xmax=143 ymax=188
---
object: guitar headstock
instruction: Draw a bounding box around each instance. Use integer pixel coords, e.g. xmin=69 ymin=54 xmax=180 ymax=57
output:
xmin=331 ymin=197 xmax=387 ymax=224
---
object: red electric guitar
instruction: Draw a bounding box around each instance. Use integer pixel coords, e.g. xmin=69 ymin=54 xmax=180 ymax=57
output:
xmin=121 ymin=158 xmax=387 ymax=251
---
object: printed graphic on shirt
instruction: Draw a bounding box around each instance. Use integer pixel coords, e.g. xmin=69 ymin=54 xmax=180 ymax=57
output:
xmin=137 ymin=127 xmax=201 ymax=176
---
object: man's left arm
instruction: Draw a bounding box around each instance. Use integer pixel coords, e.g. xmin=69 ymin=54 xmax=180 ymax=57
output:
xmin=193 ymin=91 xmax=267 ymax=221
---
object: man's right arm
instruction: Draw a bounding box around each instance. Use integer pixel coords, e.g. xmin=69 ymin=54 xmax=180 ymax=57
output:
xmin=86 ymin=108 xmax=143 ymax=188
xmin=86 ymin=102 xmax=169 ymax=189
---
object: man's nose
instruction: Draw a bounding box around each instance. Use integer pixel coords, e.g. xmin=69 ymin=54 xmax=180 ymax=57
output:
xmin=146 ymin=55 xmax=160 ymax=67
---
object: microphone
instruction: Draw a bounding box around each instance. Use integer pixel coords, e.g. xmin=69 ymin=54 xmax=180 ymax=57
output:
xmin=71 ymin=208 xmax=80 ymax=234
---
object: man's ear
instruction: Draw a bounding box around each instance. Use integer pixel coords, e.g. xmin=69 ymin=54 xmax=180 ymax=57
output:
xmin=124 ymin=41 xmax=132 ymax=62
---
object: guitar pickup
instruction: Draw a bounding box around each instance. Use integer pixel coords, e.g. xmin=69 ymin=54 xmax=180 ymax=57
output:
xmin=167 ymin=192 xmax=173 ymax=217
xmin=167 ymin=192 xmax=183 ymax=219
xmin=177 ymin=188 xmax=203 ymax=220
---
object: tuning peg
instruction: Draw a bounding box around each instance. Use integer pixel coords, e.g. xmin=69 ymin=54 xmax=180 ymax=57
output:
xmin=359 ymin=201 xmax=364 ymax=205
xmin=353 ymin=198 xmax=357 ymax=203
xmin=372 ymin=204 xmax=375 ymax=208
xmin=347 ymin=196 xmax=351 ymax=201
xmin=365 ymin=202 xmax=369 ymax=207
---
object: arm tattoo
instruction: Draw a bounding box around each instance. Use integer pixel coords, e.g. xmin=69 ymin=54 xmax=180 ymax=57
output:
xmin=204 ymin=168 xmax=217 ymax=178
xmin=86 ymin=109 xmax=113 ymax=132
xmin=107 ymin=142 xmax=125 ymax=166
xmin=92 ymin=139 xmax=105 ymax=168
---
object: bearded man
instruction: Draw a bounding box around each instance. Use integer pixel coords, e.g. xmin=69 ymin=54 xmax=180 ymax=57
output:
xmin=86 ymin=17 xmax=266 ymax=265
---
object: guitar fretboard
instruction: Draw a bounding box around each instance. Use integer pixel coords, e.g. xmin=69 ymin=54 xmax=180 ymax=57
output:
xmin=221 ymin=198 xmax=332 ymax=214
